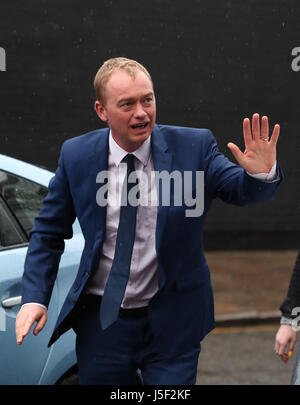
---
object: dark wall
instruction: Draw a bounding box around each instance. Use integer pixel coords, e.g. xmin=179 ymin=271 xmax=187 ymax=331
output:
xmin=0 ymin=0 xmax=299 ymax=249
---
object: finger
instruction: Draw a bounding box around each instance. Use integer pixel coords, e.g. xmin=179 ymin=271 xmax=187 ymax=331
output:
xmin=252 ymin=113 xmax=260 ymax=140
xmin=275 ymin=335 xmax=289 ymax=356
xmin=17 ymin=335 xmax=23 ymax=345
xmin=270 ymin=124 xmax=280 ymax=146
xmin=288 ymin=336 xmax=297 ymax=353
xmin=275 ymin=344 xmax=289 ymax=363
xmin=261 ymin=116 xmax=269 ymax=140
xmin=227 ymin=142 xmax=245 ymax=166
xmin=243 ymin=118 xmax=252 ymax=147
xmin=33 ymin=313 xmax=47 ymax=336
xmin=281 ymin=353 xmax=289 ymax=363
xmin=16 ymin=320 xmax=25 ymax=344
xmin=16 ymin=319 xmax=33 ymax=345
xmin=281 ymin=342 xmax=293 ymax=363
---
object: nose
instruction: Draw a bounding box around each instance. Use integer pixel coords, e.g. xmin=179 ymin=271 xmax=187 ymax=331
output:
xmin=133 ymin=103 xmax=147 ymax=119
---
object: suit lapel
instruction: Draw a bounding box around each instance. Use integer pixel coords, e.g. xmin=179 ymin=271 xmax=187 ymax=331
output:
xmin=92 ymin=128 xmax=110 ymax=243
xmin=151 ymin=126 xmax=172 ymax=287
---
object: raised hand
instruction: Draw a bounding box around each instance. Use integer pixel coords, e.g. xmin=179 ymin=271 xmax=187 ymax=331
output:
xmin=227 ymin=113 xmax=280 ymax=174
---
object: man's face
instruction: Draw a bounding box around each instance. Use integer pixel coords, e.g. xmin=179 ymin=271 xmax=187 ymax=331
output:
xmin=95 ymin=69 xmax=156 ymax=152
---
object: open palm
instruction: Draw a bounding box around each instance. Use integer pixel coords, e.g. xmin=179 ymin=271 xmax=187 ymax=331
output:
xmin=227 ymin=113 xmax=280 ymax=174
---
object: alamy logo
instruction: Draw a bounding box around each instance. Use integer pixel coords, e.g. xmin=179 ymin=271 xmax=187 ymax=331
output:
xmin=0 ymin=308 xmax=6 ymax=332
xmin=96 ymin=168 xmax=204 ymax=217
xmin=291 ymin=47 xmax=300 ymax=72
xmin=0 ymin=47 xmax=6 ymax=71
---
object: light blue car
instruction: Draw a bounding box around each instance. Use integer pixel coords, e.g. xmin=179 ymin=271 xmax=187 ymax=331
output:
xmin=0 ymin=154 xmax=84 ymax=385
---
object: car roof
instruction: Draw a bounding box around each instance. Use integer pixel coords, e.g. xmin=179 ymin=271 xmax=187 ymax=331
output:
xmin=0 ymin=154 xmax=83 ymax=235
xmin=0 ymin=154 xmax=53 ymax=187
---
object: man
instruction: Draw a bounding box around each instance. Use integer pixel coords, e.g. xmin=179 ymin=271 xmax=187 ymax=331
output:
xmin=16 ymin=57 xmax=282 ymax=385
xmin=275 ymin=252 xmax=300 ymax=366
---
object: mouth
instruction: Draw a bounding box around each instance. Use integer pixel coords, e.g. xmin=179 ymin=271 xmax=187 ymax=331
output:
xmin=130 ymin=122 xmax=149 ymax=130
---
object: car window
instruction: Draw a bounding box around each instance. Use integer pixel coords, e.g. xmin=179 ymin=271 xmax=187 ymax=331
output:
xmin=0 ymin=170 xmax=48 ymax=237
xmin=0 ymin=197 xmax=24 ymax=247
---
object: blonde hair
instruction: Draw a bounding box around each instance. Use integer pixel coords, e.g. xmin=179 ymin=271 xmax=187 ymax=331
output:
xmin=94 ymin=57 xmax=153 ymax=104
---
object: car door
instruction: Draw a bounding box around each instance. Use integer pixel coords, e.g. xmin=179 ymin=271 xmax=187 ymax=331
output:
xmin=0 ymin=169 xmax=59 ymax=384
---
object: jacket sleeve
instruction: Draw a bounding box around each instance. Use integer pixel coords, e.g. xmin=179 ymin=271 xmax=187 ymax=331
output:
xmin=280 ymin=251 xmax=300 ymax=318
xmin=21 ymin=143 xmax=76 ymax=307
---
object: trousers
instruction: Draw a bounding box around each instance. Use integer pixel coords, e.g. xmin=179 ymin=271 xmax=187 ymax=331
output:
xmin=72 ymin=294 xmax=201 ymax=385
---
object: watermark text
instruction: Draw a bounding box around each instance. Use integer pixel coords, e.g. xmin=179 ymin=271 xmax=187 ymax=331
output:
xmin=291 ymin=47 xmax=300 ymax=72
xmin=0 ymin=308 xmax=6 ymax=332
xmin=0 ymin=47 xmax=6 ymax=71
xmin=96 ymin=168 xmax=204 ymax=217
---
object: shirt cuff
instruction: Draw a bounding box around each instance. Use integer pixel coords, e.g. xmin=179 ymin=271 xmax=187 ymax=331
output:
xmin=21 ymin=303 xmax=47 ymax=311
xmin=280 ymin=316 xmax=293 ymax=325
xmin=246 ymin=161 xmax=277 ymax=182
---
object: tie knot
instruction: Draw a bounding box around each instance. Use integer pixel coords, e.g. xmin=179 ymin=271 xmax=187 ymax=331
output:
xmin=122 ymin=154 xmax=135 ymax=172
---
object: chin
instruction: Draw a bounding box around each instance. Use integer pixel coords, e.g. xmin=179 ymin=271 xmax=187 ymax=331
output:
xmin=125 ymin=133 xmax=150 ymax=151
xmin=132 ymin=131 xmax=151 ymax=141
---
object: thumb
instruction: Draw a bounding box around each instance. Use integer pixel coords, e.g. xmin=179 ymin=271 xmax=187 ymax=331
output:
xmin=227 ymin=142 xmax=245 ymax=166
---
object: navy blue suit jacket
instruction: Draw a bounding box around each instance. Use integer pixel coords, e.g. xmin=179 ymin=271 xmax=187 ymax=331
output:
xmin=22 ymin=124 xmax=282 ymax=355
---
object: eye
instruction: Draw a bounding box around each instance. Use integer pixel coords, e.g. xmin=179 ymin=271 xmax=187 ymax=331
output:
xmin=122 ymin=101 xmax=132 ymax=107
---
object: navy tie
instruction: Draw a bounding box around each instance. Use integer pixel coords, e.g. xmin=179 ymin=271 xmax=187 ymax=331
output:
xmin=100 ymin=154 xmax=138 ymax=329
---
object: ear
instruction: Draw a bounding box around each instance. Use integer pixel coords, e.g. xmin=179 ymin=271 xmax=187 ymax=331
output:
xmin=95 ymin=100 xmax=108 ymax=122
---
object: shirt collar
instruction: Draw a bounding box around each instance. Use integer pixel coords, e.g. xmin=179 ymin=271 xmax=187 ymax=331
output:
xmin=109 ymin=131 xmax=151 ymax=167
